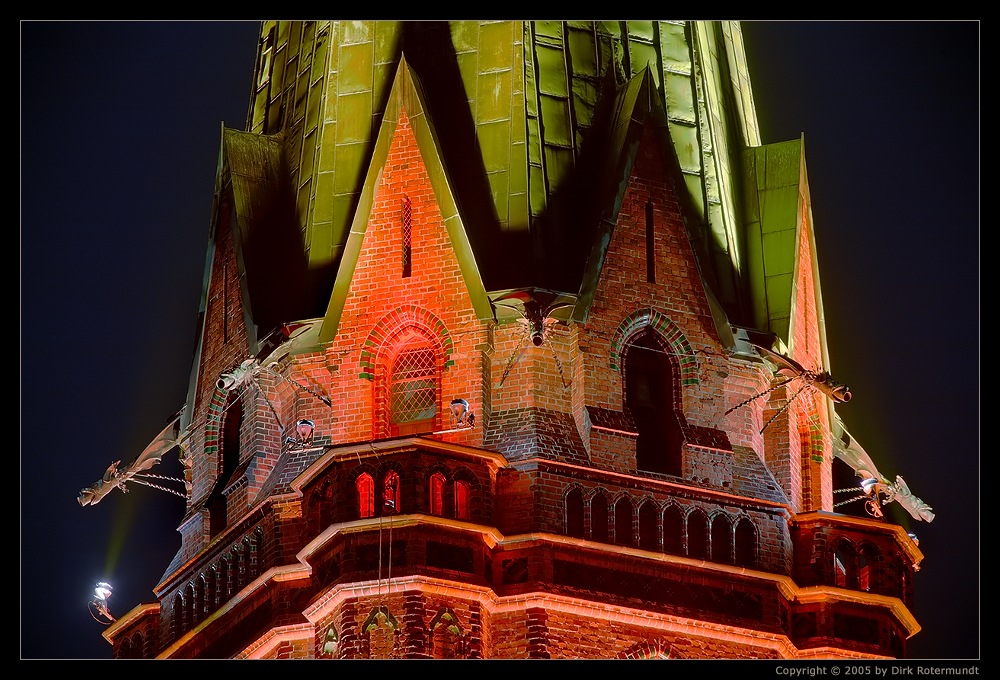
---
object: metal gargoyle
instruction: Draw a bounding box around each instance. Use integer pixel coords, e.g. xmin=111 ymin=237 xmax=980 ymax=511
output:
xmin=831 ymin=412 xmax=935 ymax=523
xmin=77 ymin=408 xmax=192 ymax=507
xmin=726 ymin=343 xmax=852 ymax=434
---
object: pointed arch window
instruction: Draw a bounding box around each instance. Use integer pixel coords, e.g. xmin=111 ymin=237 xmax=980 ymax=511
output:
xmin=454 ymin=479 xmax=470 ymax=520
xmin=834 ymin=543 xmax=851 ymax=588
xmin=624 ymin=328 xmax=683 ymax=476
xmin=172 ymin=593 xmax=184 ymax=641
xmin=566 ymin=488 xmax=585 ymax=538
xmin=614 ymin=496 xmax=634 ymax=547
xmin=638 ymin=500 xmax=659 ymax=551
xmin=383 ymin=470 xmax=400 ymax=514
xmin=357 ymin=473 xmax=375 ymax=519
xmin=859 ymin=545 xmax=879 ymax=592
xmin=734 ymin=516 xmax=757 ymax=568
xmin=384 ymin=333 xmax=440 ymax=436
xmin=711 ymin=514 xmax=734 ymax=564
xmin=687 ymin=509 xmax=709 ymax=559
xmin=430 ymin=472 xmax=446 ymax=516
xmin=209 ymin=393 xmax=242 ymax=538
xmin=662 ymin=505 xmax=684 ymax=555
xmin=591 ymin=492 xmax=609 ymax=543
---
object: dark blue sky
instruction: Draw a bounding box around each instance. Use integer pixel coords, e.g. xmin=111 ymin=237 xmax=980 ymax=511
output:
xmin=20 ymin=21 xmax=980 ymax=661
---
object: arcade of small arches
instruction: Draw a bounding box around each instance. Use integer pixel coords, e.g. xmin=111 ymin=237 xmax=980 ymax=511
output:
xmin=170 ymin=527 xmax=264 ymax=639
xmin=306 ymin=465 xmax=479 ymax=535
xmin=565 ymin=486 xmax=759 ymax=567
xmin=832 ymin=537 xmax=897 ymax=595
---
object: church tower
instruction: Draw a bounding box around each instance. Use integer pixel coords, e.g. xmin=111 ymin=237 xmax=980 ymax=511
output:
xmin=99 ymin=20 xmax=930 ymax=659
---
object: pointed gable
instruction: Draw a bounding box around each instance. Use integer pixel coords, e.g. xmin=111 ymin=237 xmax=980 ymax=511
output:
xmin=741 ymin=136 xmax=832 ymax=372
xmin=219 ymin=128 xmax=315 ymax=351
xmin=318 ymin=55 xmax=491 ymax=344
xmin=573 ymin=67 xmax=734 ymax=348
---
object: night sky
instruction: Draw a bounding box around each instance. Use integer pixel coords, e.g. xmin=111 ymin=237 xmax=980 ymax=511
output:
xmin=20 ymin=21 xmax=980 ymax=661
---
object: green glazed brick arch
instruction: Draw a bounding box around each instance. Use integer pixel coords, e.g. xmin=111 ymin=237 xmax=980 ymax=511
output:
xmin=802 ymin=404 xmax=826 ymax=464
xmin=202 ymin=388 xmax=228 ymax=467
xmin=359 ymin=305 xmax=456 ymax=380
xmin=609 ymin=308 xmax=699 ymax=386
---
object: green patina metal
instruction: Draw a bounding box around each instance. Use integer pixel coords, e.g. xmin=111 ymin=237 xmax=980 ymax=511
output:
xmin=741 ymin=137 xmax=810 ymax=348
xmin=213 ymin=20 xmax=822 ymax=362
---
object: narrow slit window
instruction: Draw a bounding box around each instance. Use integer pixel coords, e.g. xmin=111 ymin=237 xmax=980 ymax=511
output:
xmin=645 ymin=200 xmax=655 ymax=283
xmin=402 ymin=196 xmax=412 ymax=278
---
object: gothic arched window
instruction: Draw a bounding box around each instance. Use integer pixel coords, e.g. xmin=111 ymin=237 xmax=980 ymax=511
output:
xmin=430 ymin=472 xmax=446 ymax=516
xmin=711 ymin=514 xmax=733 ymax=564
xmin=834 ymin=541 xmax=854 ymax=588
xmin=687 ymin=509 xmax=709 ymax=559
xmin=638 ymin=499 xmax=659 ymax=551
xmin=566 ymin=488 xmax=585 ymax=538
xmin=209 ymin=393 xmax=242 ymax=538
xmin=859 ymin=544 xmax=880 ymax=592
xmin=382 ymin=331 xmax=440 ymax=436
xmin=382 ymin=470 xmax=400 ymax=514
xmin=663 ymin=505 xmax=684 ymax=555
xmin=454 ymin=479 xmax=470 ymax=520
xmin=734 ymin=516 xmax=757 ymax=567
xmin=614 ymin=496 xmax=634 ymax=547
xmin=357 ymin=473 xmax=375 ymax=519
xmin=623 ymin=329 xmax=683 ymax=476
xmin=591 ymin=492 xmax=609 ymax=543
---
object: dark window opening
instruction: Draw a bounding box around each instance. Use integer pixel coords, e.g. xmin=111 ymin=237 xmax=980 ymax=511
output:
xmin=382 ymin=470 xmax=400 ymax=514
xmin=638 ymin=501 xmax=659 ymax=551
xmin=209 ymin=396 xmax=241 ymax=538
xmin=591 ymin=493 xmax=609 ymax=543
xmin=625 ymin=329 xmax=683 ymax=475
xmin=687 ymin=510 xmax=709 ymax=559
xmin=566 ymin=488 xmax=585 ymax=538
xmin=614 ymin=497 xmax=634 ymax=546
xmin=834 ymin=545 xmax=850 ymax=588
xmin=734 ymin=517 xmax=757 ymax=567
xmin=711 ymin=515 xmax=733 ymax=564
xmin=662 ymin=506 xmax=684 ymax=555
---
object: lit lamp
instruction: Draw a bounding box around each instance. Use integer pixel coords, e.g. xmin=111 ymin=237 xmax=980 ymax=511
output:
xmin=296 ymin=419 xmax=315 ymax=444
xmin=859 ymin=477 xmax=885 ymax=519
xmin=95 ymin=582 xmax=113 ymax=602
xmin=89 ymin=581 xmax=116 ymax=624
xmin=450 ymin=399 xmax=475 ymax=428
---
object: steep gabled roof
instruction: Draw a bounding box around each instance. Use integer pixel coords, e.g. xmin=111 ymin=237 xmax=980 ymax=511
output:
xmin=571 ymin=67 xmax=736 ymax=348
xmin=740 ymin=136 xmax=829 ymax=361
xmin=317 ymin=54 xmax=492 ymax=344
xmin=216 ymin=128 xmax=318 ymax=352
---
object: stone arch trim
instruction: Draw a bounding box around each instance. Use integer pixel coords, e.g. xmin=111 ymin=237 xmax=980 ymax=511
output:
xmin=609 ymin=307 xmax=698 ymax=386
xmin=429 ymin=607 xmax=463 ymax=633
xmin=799 ymin=401 xmax=826 ymax=464
xmin=203 ymin=387 xmax=229 ymax=471
xmin=359 ymin=305 xmax=455 ymax=380
xmin=616 ymin=638 xmax=681 ymax=659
